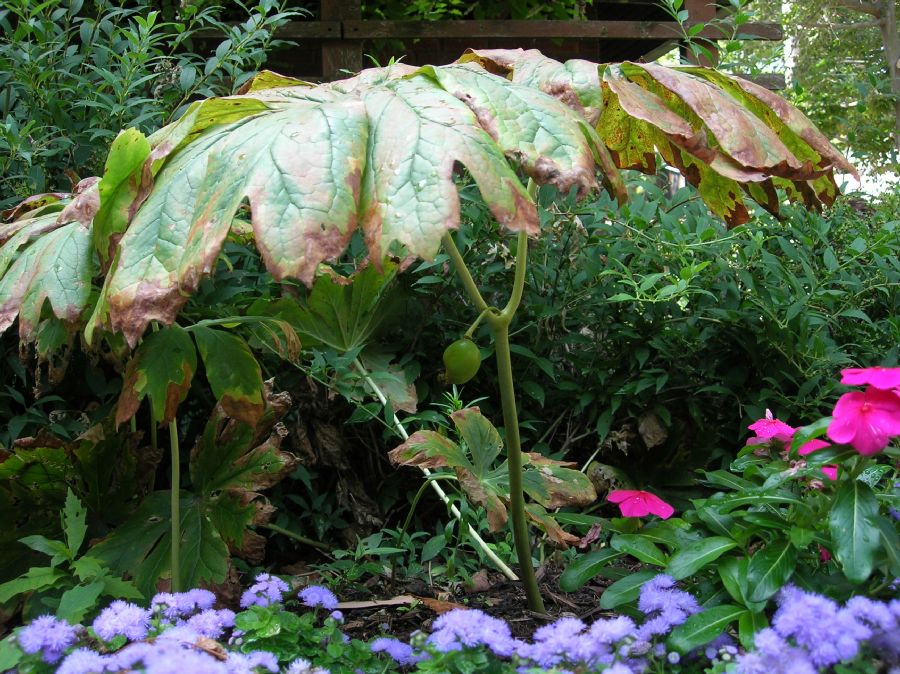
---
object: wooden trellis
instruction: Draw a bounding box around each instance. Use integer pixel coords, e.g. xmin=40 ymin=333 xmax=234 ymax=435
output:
xmin=268 ymin=0 xmax=783 ymax=82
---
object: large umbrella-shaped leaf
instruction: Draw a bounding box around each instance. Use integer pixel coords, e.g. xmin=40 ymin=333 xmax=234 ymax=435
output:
xmin=0 ymin=50 xmax=851 ymax=348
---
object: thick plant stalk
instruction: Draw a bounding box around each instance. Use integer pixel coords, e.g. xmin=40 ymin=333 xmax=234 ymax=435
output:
xmin=352 ymin=359 xmax=519 ymax=581
xmin=169 ymin=420 xmax=181 ymax=592
xmin=442 ymin=228 xmax=546 ymax=613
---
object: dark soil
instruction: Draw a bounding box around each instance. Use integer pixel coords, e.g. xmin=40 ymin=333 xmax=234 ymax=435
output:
xmin=321 ymin=565 xmax=619 ymax=642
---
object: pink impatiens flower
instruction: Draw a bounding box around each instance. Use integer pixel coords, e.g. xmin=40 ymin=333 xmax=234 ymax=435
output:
xmin=840 ymin=366 xmax=900 ymax=391
xmin=820 ymin=465 xmax=838 ymax=481
xmin=827 ymin=386 xmax=900 ymax=455
xmin=747 ymin=409 xmax=796 ymax=443
xmin=607 ymin=490 xmax=674 ymax=519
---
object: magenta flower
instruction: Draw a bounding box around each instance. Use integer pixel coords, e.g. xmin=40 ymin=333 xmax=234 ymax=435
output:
xmin=821 ymin=465 xmax=838 ymax=481
xmin=797 ymin=438 xmax=830 ymax=456
xmin=828 ymin=386 xmax=900 ymax=455
xmin=748 ymin=410 xmax=796 ymax=442
xmin=840 ymin=366 xmax=900 ymax=390
xmin=607 ymin=490 xmax=674 ymax=519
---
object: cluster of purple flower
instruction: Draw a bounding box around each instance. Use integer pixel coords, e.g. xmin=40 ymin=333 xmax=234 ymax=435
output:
xmin=240 ymin=573 xmax=291 ymax=608
xmin=11 ymin=572 xmax=900 ymax=674
xmin=736 ymin=586 xmax=899 ymax=674
xmin=370 ymin=574 xmax=701 ymax=672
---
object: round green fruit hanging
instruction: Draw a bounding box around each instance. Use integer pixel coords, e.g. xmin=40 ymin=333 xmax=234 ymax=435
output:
xmin=442 ymin=337 xmax=481 ymax=384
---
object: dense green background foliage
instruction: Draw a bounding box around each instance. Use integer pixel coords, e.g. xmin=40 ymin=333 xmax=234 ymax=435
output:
xmin=0 ymin=0 xmax=296 ymax=210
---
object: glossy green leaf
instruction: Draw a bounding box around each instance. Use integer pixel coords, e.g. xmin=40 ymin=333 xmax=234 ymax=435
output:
xmin=738 ymin=610 xmax=769 ymax=650
xmin=872 ymin=515 xmax=900 ymax=577
xmin=747 ymin=539 xmax=797 ymax=602
xmin=611 ymin=533 xmax=668 ymax=566
xmin=668 ymin=604 xmax=745 ymax=653
xmin=666 ymin=536 xmax=737 ymax=580
xmin=192 ymin=326 xmax=264 ymax=426
xmin=599 ymin=570 xmax=659 ymax=609
xmin=559 ymin=548 xmax=624 ymax=592
xmin=829 ymin=479 xmax=880 ymax=583
xmin=718 ymin=556 xmax=766 ymax=613
xmin=116 ymin=325 xmax=197 ymax=426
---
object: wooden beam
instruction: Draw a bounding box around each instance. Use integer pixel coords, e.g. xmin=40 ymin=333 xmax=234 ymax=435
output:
xmin=333 ymin=19 xmax=782 ymax=40
xmin=320 ymin=0 xmax=362 ymax=80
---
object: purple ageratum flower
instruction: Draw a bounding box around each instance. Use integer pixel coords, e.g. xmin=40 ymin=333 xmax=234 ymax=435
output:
xmin=154 ymin=624 xmax=203 ymax=647
xmin=56 ymin=648 xmax=109 ymax=674
xmin=152 ymin=589 xmax=217 ymax=621
xmin=845 ymin=596 xmax=900 ymax=662
xmin=286 ymin=658 xmax=331 ymax=674
xmin=737 ymin=628 xmax=817 ymax=674
xmin=186 ymin=609 xmax=236 ymax=639
xmin=298 ymin=585 xmax=339 ymax=610
xmin=772 ymin=586 xmax=870 ymax=667
xmin=108 ymin=639 xmax=227 ymax=673
xmin=371 ymin=637 xmax=425 ymax=666
xmin=92 ymin=600 xmax=151 ymax=642
xmin=636 ymin=574 xmax=700 ymax=640
xmin=17 ymin=614 xmax=78 ymax=663
xmin=239 ymin=573 xmax=290 ymax=608
xmin=225 ymin=650 xmax=279 ymax=673
xmin=604 ymin=664 xmax=636 ymax=674
xmin=141 ymin=645 xmax=228 ymax=674
xmin=428 ymin=608 xmax=521 ymax=657
xmin=518 ymin=617 xmax=589 ymax=668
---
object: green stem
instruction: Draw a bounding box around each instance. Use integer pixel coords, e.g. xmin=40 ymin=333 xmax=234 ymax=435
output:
xmin=169 ymin=420 xmax=181 ymax=592
xmin=464 ymin=307 xmax=494 ymax=339
xmin=261 ymin=523 xmax=333 ymax=551
xmin=444 ymin=226 xmax=545 ymax=613
xmin=352 ymin=359 xmax=518 ymax=581
xmin=390 ymin=474 xmax=459 ymax=582
xmin=441 ymin=233 xmax=489 ymax=313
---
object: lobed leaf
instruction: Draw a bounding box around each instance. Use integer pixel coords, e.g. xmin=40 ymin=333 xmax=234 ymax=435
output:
xmin=115 ymin=325 xmax=197 ymax=426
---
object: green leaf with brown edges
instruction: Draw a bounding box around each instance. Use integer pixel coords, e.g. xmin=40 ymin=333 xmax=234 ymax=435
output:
xmin=525 ymin=503 xmax=580 ymax=548
xmin=116 ymin=324 xmax=196 ymax=426
xmin=0 ymin=219 xmax=96 ymax=341
xmin=466 ymin=50 xmax=853 ymax=226
xmin=192 ymin=326 xmax=264 ymax=426
xmin=521 ymin=452 xmax=597 ymax=509
xmin=387 ymin=430 xmax=468 ymax=469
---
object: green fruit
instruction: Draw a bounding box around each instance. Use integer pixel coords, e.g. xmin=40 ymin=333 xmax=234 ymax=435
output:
xmin=443 ymin=338 xmax=481 ymax=384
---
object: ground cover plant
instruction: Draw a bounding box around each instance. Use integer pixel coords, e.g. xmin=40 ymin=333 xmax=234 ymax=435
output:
xmin=0 ymin=570 xmax=897 ymax=673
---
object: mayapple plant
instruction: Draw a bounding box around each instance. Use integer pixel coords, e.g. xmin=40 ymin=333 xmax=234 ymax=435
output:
xmin=0 ymin=48 xmax=855 ymax=610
